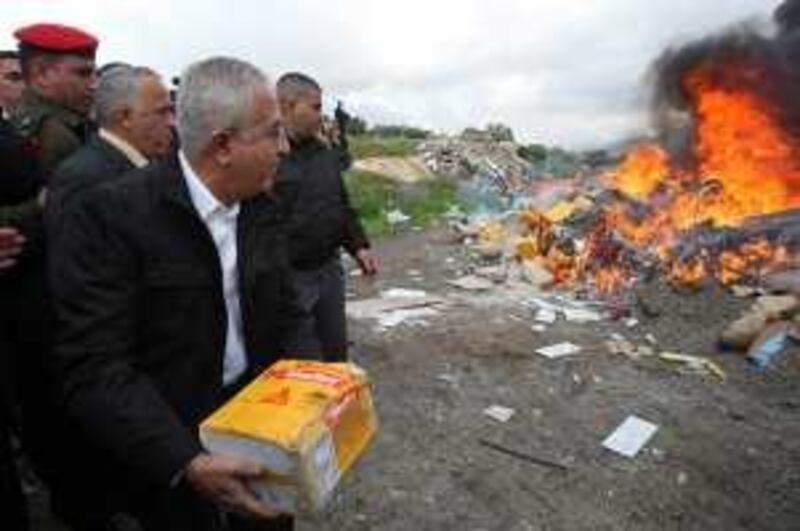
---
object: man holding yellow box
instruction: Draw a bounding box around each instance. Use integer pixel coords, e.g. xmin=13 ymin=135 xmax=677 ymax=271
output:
xmin=50 ymin=57 xmax=297 ymax=530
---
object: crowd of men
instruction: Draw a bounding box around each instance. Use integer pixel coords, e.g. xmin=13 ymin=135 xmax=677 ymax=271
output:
xmin=0 ymin=21 xmax=377 ymax=531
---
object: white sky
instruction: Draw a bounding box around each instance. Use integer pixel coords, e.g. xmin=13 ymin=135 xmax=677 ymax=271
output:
xmin=0 ymin=0 xmax=782 ymax=149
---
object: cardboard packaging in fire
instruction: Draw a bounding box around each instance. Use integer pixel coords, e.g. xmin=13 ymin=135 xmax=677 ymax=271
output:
xmin=199 ymin=360 xmax=378 ymax=514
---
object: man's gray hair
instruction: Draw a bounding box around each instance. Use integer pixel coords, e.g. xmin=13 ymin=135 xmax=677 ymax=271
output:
xmin=94 ymin=64 xmax=158 ymax=127
xmin=176 ymin=57 xmax=268 ymax=161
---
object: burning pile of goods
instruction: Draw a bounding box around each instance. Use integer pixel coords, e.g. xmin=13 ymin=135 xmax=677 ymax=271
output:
xmin=457 ymin=22 xmax=800 ymax=297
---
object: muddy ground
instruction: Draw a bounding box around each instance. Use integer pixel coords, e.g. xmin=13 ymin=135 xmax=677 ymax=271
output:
xmin=30 ymin=226 xmax=799 ymax=531
xmin=299 ymin=226 xmax=800 ymax=531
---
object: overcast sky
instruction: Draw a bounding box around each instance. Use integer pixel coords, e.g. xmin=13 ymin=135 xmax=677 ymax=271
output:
xmin=0 ymin=0 xmax=782 ymax=149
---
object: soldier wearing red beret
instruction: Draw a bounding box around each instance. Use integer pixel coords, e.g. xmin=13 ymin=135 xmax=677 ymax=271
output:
xmin=0 ymin=21 xmax=101 ymax=531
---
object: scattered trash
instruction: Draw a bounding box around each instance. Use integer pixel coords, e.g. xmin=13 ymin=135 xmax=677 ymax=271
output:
xmin=746 ymin=321 xmax=799 ymax=370
xmin=377 ymin=307 xmax=439 ymax=329
xmin=348 ymin=290 xmax=447 ymax=330
xmin=520 ymin=261 xmax=554 ymax=288
xmin=448 ymin=275 xmax=495 ymax=291
xmin=531 ymin=324 xmax=548 ymax=333
xmin=636 ymin=345 xmax=655 ymax=357
xmin=563 ymin=308 xmax=603 ymax=323
xmin=478 ymin=439 xmax=568 ymax=472
xmin=483 ymin=405 xmax=516 ymax=423
xmin=475 ymin=265 xmax=507 ymax=283
xmin=606 ymin=337 xmax=637 ymax=358
xmin=721 ymin=294 xmax=800 ymax=350
xmin=602 ymin=415 xmax=659 ymax=458
xmin=731 ymin=284 xmax=760 ymax=298
xmin=677 ymin=472 xmax=689 ymax=486
xmin=381 ymin=288 xmax=429 ymax=299
xmin=645 ymin=333 xmax=658 ymax=345
xmin=386 ymin=209 xmax=411 ymax=225
xmin=624 ymin=318 xmax=639 ymax=328
xmin=535 ymin=309 xmax=558 ymax=324
xmin=535 ymin=342 xmax=582 ymax=359
xmin=658 ymin=352 xmax=727 ymax=380
xmin=436 ymin=373 xmax=459 ymax=385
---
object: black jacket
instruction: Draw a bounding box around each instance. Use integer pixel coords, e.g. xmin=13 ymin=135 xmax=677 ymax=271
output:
xmin=0 ymin=115 xmax=40 ymax=207
xmin=46 ymin=133 xmax=135 ymax=233
xmin=50 ymin=157 xmax=298 ymax=487
xmin=275 ymin=138 xmax=369 ymax=270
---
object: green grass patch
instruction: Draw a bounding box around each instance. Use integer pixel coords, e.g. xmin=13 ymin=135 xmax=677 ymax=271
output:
xmin=344 ymin=169 xmax=463 ymax=238
xmin=349 ymin=134 xmax=421 ymax=159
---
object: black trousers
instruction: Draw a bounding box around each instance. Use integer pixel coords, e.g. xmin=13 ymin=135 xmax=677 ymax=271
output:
xmin=0 ymin=388 xmax=28 ymax=531
xmin=285 ymin=257 xmax=348 ymax=362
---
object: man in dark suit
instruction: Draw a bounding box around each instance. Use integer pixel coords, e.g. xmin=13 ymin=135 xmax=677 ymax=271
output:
xmin=47 ymin=64 xmax=174 ymax=231
xmin=50 ymin=57 xmax=295 ymax=531
xmin=40 ymin=63 xmax=174 ymax=531
xmin=275 ymin=73 xmax=377 ymax=362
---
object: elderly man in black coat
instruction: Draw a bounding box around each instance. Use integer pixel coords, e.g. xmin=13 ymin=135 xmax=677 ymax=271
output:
xmin=50 ymin=57 xmax=296 ymax=531
xmin=47 ymin=64 xmax=174 ymax=231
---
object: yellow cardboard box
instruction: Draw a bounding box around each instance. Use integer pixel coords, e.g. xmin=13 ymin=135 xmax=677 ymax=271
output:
xmin=199 ymin=360 xmax=378 ymax=513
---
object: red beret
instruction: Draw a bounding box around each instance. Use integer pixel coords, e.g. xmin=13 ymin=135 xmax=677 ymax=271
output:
xmin=14 ymin=23 xmax=98 ymax=55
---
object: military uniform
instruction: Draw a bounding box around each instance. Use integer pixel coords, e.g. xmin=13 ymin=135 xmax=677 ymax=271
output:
xmin=0 ymin=22 xmax=98 ymax=531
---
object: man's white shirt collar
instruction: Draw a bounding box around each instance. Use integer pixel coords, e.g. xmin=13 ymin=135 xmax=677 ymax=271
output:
xmin=98 ymin=128 xmax=149 ymax=169
xmin=178 ymin=150 xmax=240 ymax=221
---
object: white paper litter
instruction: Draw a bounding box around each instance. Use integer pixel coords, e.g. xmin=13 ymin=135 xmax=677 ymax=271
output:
xmin=535 ymin=309 xmax=558 ymax=324
xmin=624 ymin=318 xmax=639 ymax=328
xmin=386 ymin=209 xmax=410 ymax=225
xmin=377 ymin=307 xmax=440 ymax=329
xmin=448 ymin=275 xmax=494 ymax=291
xmin=381 ymin=288 xmax=429 ymax=299
xmin=483 ymin=405 xmax=515 ymax=423
xmin=563 ymin=308 xmax=603 ymax=323
xmin=602 ymin=415 xmax=659 ymax=458
xmin=531 ymin=324 xmax=547 ymax=333
xmin=535 ymin=342 xmax=582 ymax=359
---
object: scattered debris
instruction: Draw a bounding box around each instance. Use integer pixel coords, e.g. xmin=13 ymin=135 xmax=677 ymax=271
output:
xmin=448 ymin=275 xmax=495 ymax=291
xmin=377 ymin=307 xmax=440 ymax=329
xmin=531 ymin=324 xmax=548 ymax=333
xmin=483 ymin=405 xmax=516 ymax=423
xmin=731 ymin=284 xmax=761 ymax=298
xmin=602 ymin=415 xmax=659 ymax=458
xmin=563 ymin=308 xmax=603 ymax=323
xmin=658 ymin=352 xmax=727 ymax=380
xmin=746 ymin=321 xmax=799 ymax=369
xmin=720 ymin=294 xmax=800 ymax=350
xmin=520 ymin=260 xmax=554 ymax=288
xmin=436 ymin=373 xmax=459 ymax=385
xmin=381 ymin=288 xmax=429 ymax=299
xmin=478 ymin=439 xmax=569 ymax=473
xmin=535 ymin=308 xmax=558 ymax=324
xmin=348 ymin=289 xmax=447 ymax=330
xmin=386 ymin=209 xmax=411 ymax=226
xmin=624 ymin=318 xmax=639 ymax=328
xmin=475 ymin=265 xmax=507 ymax=283
xmin=536 ymin=342 xmax=582 ymax=359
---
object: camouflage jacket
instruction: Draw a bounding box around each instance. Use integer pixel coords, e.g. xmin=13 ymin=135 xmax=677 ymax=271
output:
xmin=0 ymin=90 xmax=91 ymax=249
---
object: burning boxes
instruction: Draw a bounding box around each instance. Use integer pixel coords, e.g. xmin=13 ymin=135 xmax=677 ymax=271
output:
xmin=199 ymin=360 xmax=378 ymax=514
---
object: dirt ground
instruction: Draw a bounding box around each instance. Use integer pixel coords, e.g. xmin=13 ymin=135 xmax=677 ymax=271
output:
xmin=298 ymin=226 xmax=800 ymax=531
xmin=29 ymin=226 xmax=799 ymax=531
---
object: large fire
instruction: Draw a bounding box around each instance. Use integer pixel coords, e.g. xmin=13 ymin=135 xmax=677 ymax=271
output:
xmin=518 ymin=58 xmax=800 ymax=292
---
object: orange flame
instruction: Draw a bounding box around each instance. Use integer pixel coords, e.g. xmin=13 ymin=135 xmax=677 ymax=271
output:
xmin=515 ymin=59 xmax=798 ymax=293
